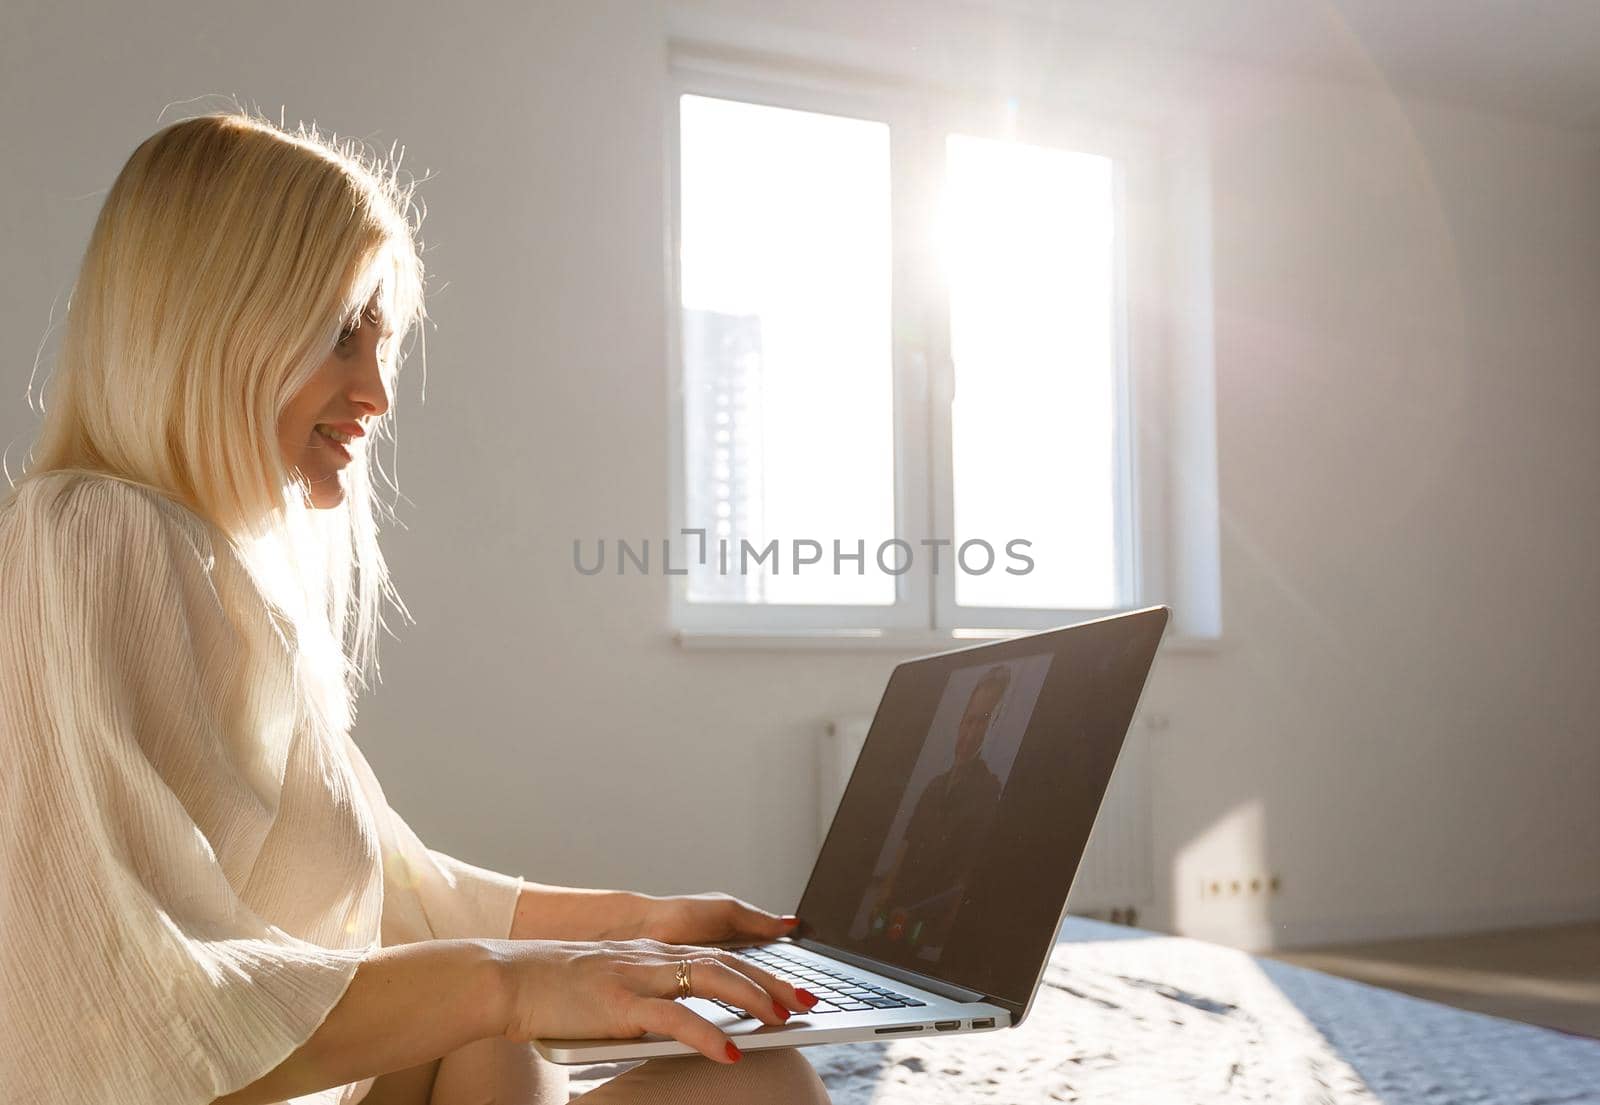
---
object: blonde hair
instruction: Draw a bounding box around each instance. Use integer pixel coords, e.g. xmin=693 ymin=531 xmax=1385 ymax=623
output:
xmin=11 ymin=105 xmax=429 ymax=719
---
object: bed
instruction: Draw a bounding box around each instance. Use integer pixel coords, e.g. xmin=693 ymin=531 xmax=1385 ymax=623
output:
xmin=569 ymin=917 xmax=1600 ymax=1103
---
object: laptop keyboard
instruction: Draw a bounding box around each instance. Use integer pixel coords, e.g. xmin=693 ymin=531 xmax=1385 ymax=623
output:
xmin=708 ymin=943 xmax=929 ymax=1016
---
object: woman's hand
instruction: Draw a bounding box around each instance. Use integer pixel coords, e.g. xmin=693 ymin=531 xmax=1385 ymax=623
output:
xmin=489 ymin=938 xmax=817 ymax=1062
xmin=632 ymin=891 xmax=800 ymax=946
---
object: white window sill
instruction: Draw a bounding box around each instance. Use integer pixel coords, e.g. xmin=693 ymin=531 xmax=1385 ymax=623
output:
xmin=672 ymin=627 xmax=1222 ymax=655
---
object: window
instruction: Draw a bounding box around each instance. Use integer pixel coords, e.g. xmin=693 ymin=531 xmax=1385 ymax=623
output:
xmin=679 ymin=94 xmax=896 ymax=609
xmin=666 ymin=51 xmax=1218 ymax=642
xmin=943 ymin=133 xmax=1129 ymax=614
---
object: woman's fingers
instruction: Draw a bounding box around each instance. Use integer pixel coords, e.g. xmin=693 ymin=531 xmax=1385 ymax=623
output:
xmin=654 ymin=944 xmax=815 ymax=1014
xmin=723 ymin=898 xmax=799 ymax=940
xmin=672 ymin=956 xmax=793 ymax=1024
xmin=634 ymin=998 xmax=741 ymax=1064
xmin=710 ymin=950 xmax=816 ymax=1014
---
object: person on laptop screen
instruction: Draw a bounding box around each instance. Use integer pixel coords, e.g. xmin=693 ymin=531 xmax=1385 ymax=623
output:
xmin=866 ymin=664 xmax=1012 ymax=959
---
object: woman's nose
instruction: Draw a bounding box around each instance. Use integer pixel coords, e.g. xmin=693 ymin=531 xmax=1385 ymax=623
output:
xmin=351 ymin=350 xmax=391 ymax=419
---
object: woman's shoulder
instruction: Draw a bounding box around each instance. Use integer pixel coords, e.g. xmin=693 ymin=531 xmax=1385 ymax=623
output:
xmin=0 ymin=468 xmax=230 ymax=594
xmin=7 ymin=466 xmax=193 ymax=512
xmin=4 ymin=468 xmax=214 ymax=544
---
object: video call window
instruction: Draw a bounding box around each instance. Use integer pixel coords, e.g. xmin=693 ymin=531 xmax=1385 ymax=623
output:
xmin=847 ymin=651 xmax=1054 ymax=962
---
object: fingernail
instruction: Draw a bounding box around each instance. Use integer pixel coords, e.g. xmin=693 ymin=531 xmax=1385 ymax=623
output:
xmin=725 ymin=1041 xmax=742 ymax=1062
xmin=795 ymin=988 xmax=818 ymax=1007
xmin=781 ymin=915 xmax=800 ymax=927
xmin=773 ymin=1001 xmax=791 ymax=1022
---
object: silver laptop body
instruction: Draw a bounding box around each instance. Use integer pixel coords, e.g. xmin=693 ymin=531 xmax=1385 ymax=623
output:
xmin=535 ymin=606 xmax=1170 ymax=1063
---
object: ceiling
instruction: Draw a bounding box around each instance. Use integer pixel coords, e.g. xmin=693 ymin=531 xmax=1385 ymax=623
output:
xmin=973 ymin=0 xmax=1600 ymax=133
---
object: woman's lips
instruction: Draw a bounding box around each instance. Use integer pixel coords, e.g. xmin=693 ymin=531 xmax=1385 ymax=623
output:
xmin=314 ymin=425 xmax=353 ymax=463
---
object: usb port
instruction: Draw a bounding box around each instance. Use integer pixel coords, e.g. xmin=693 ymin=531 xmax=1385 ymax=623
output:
xmin=934 ymin=1020 xmax=961 ymax=1031
xmin=971 ymin=1017 xmax=995 ymax=1029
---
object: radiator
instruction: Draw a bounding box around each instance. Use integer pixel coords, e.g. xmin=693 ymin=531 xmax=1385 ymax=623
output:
xmin=1066 ymin=716 xmax=1155 ymax=914
xmin=817 ymin=717 xmax=872 ymax=847
xmin=817 ymin=714 xmax=1156 ymax=913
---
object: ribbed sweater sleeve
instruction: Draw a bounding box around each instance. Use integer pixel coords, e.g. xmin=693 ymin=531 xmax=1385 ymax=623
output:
xmin=0 ymin=473 xmax=383 ymax=1105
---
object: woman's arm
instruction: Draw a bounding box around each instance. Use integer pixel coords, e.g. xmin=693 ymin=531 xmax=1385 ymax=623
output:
xmin=211 ymin=939 xmax=502 ymax=1105
xmin=211 ymin=935 xmax=816 ymax=1104
xmin=510 ymin=882 xmax=652 ymax=940
xmin=511 ymin=882 xmax=799 ymax=945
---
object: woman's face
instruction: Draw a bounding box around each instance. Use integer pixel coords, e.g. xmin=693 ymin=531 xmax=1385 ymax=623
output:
xmin=277 ymin=297 xmax=393 ymax=509
xmin=954 ymin=678 xmax=1005 ymax=765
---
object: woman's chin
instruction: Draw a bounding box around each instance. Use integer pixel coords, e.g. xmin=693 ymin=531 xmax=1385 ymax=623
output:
xmin=299 ymin=472 xmax=346 ymax=510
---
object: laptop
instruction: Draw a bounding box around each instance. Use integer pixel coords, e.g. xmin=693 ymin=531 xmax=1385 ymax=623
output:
xmin=535 ymin=605 xmax=1170 ymax=1063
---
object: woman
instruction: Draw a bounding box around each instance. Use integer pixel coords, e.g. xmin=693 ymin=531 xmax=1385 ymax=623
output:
xmin=0 ymin=110 xmax=831 ymax=1105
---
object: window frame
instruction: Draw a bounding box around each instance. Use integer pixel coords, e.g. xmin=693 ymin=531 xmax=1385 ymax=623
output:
xmin=665 ymin=48 xmax=1179 ymax=639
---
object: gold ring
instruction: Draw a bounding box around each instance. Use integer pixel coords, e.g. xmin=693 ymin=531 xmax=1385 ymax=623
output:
xmin=674 ymin=960 xmax=693 ymax=1000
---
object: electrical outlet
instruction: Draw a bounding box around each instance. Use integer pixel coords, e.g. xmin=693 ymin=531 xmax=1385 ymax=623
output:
xmin=1200 ymin=873 xmax=1282 ymax=900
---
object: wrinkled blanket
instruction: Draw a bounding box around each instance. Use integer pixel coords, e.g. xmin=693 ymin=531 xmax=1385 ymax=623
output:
xmin=570 ymin=918 xmax=1600 ymax=1103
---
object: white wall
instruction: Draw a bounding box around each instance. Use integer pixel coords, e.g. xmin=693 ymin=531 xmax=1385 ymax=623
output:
xmin=1165 ymin=71 xmax=1600 ymax=947
xmin=2 ymin=0 xmax=1596 ymax=951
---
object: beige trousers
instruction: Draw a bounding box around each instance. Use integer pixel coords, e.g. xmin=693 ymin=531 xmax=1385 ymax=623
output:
xmin=362 ymin=1036 xmax=833 ymax=1105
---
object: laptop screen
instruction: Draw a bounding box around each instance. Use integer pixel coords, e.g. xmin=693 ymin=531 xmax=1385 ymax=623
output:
xmin=794 ymin=607 xmax=1168 ymax=1008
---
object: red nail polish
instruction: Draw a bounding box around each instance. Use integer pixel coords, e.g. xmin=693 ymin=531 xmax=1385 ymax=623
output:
xmin=781 ymin=915 xmax=800 ymax=927
xmin=725 ymin=1041 xmax=742 ymax=1062
xmin=795 ymin=988 xmax=818 ymax=1007
xmin=773 ymin=1001 xmax=791 ymax=1022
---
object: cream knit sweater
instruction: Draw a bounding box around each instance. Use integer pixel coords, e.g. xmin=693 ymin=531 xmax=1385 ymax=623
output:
xmin=0 ymin=470 xmax=524 ymax=1104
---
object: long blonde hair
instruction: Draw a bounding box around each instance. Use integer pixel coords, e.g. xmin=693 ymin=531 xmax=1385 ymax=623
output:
xmin=12 ymin=106 xmax=429 ymax=720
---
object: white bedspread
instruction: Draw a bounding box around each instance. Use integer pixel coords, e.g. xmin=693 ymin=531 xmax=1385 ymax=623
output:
xmin=570 ymin=918 xmax=1600 ymax=1103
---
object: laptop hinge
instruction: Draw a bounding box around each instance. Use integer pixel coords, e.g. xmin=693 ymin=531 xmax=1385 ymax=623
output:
xmin=793 ymin=938 xmax=989 ymax=1004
